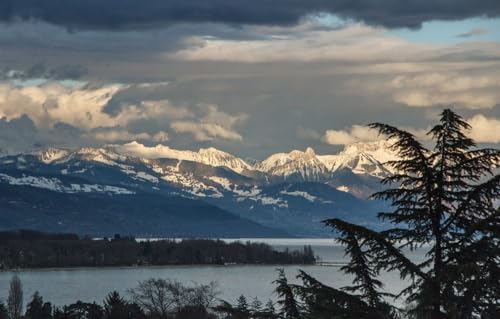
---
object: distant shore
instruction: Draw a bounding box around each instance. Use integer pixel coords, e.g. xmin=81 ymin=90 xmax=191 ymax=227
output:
xmin=0 ymin=230 xmax=316 ymax=270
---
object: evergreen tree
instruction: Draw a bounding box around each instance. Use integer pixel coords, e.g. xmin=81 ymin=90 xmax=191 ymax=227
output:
xmin=103 ymin=291 xmax=143 ymax=319
xmin=0 ymin=303 xmax=8 ymax=319
xmin=25 ymin=291 xmax=52 ymax=319
xmin=103 ymin=291 xmax=123 ymax=319
xmin=274 ymin=269 xmax=301 ymax=319
xmin=320 ymin=109 xmax=500 ymax=319
xmin=251 ymin=297 xmax=263 ymax=313
xmin=264 ymin=300 xmax=275 ymax=314
xmin=236 ymin=295 xmax=249 ymax=313
xmin=257 ymin=299 xmax=278 ymax=319
xmin=57 ymin=301 xmax=104 ymax=319
xmin=7 ymin=275 xmax=23 ymax=319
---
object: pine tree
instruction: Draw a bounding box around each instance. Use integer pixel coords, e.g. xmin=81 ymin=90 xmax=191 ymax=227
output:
xmin=25 ymin=291 xmax=52 ymax=319
xmin=251 ymin=297 xmax=263 ymax=313
xmin=264 ymin=300 xmax=275 ymax=314
xmin=274 ymin=269 xmax=301 ymax=319
xmin=321 ymin=109 xmax=500 ymax=319
xmin=103 ymin=291 xmax=137 ymax=319
xmin=236 ymin=295 xmax=249 ymax=313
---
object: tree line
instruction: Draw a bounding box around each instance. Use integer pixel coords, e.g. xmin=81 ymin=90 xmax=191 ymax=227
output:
xmin=0 ymin=274 xmax=281 ymax=319
xmin=0 ymin=233 xmax=315 ymax=269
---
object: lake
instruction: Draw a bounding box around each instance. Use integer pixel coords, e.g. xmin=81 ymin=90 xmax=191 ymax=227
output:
xmin=0 ymin=238 xmax=426 ymax=307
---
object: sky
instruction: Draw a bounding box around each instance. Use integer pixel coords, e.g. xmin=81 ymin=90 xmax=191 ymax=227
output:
xmin=0 ymin=1 xmax=499 ymax=159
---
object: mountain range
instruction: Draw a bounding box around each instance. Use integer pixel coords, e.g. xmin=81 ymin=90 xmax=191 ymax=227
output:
xmin=0 ymin=140 xmax=399 ymax=237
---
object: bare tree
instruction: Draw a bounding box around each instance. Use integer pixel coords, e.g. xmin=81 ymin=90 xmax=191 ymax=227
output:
xmin=185 ymin=281 xmax=219 ymax=309
xmin=128 ymin=278 xmax=219 ymax=318
xmin=7 ymin=275 xmax=23 ymax=319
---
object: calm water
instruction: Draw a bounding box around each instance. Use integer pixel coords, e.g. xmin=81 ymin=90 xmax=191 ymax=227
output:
xmin=0 ymin=239 xmax=425 ymax=306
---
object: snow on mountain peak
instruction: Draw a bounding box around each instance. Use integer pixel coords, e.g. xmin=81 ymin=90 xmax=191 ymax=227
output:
xmin=109 ymin=141 xmax=252 ymax=174
xmin=257 ymin=148 xmax=329 ymax=181
xmin=317 ymin=139 xmax=399 ymax=178
xmin=341 ymin=139 xmax=398 ymax=163
xmin=197 ymin=147 xmax=252 ymax=173
xmin=38 ymin=148 xmax=70 ymax=164
xmin=28 ymin=139 xmax=401 ymax=183
xmin=305 ymin=147 xmax=316 ymax=156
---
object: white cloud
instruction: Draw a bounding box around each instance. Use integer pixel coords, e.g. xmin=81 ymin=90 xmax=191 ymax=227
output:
xmin=0 ymin=81 xmax=202 ymax=146
xmin=0 ymin=82 xmax=125 ymax=129
xmin=170 ymin=104 xmax=246 ymax=141
xmin=0 ymin=81 xmax=197 ymax=130
xmin=323 ymin=125 xmax=381 ymax=145
xmin=171 ymin=121 xmax=242 ymax=141
xmin=390 ymin=73 xmax=500 ymax=109
xmin=139 ymin=100 xmax=194 ymax=120
xmin=151 ymin=131 xmax=170 ymax=142
xmin=170 ymin=24 xmax=432 ymax=63
xmin=323 ymin=114 xmax=500 ymax=146
xmin=111 ymin=141 xmax=180 ymax=159
xmin=200 ymin=104 xmax=247 ymax=127
xmin=90 ymin=129 xmax=169 ymax=143
xmin=467 ymin=114 xmax=500 ymax=143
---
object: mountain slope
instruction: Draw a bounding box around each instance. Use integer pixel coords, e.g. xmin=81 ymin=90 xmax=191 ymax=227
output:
xmin=256 ymin=147 xmax=330 ymax=182
xmin=109 ymin=142 xmax=253 ymax=174
xmin=0 ymin=140 xmax=399 ymax=237
xmin=318 ymin=140 xmax=399 ymax=178
xmin=0 ymin=182 xmax=288 ymax=238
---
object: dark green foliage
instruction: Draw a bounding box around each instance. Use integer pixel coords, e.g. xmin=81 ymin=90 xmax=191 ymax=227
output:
xmin=257 ymin=300 xmax=279 ymax=319
xmin=257 ymin=110 xmax=498 ymax=319
xmin=214 ymin=297 xmax=279 ymax=319
xmin=251 ymin=297 xmax=263 ymax=313
xmin=0 ymin=303 xmax=8 ymax=319
xmin=236 ymin=295 xmax=249 ymax=313
xmin=25 ymin=291 xmax=52 ymax=319
xmin=318 ymin=109 xmax=500 ymax=319
xmin=103 ymin=291 xmax=145 ymax=319
xmin=54 ymin=302 xmax=104 ymax=319
xmin=0 ymin=235 xmax=314 ymax=269
xmin=274 ymin=269 xmax=301 ymax=319
xmin=174 ymin=305 xmax=217 ymax=319
xmin=295 ymin=270 xmax=394 ymax=319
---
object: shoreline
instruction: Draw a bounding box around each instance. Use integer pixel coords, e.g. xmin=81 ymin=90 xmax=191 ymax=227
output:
xmin=0 ymin=262 xmax=321 ymax=273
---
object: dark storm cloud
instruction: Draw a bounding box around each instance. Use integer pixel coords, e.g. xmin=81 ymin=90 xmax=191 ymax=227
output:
xmin=1 ymin=0 xmax=499 ymax=30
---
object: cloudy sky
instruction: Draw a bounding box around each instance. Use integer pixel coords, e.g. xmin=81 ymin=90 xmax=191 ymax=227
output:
xmin=0 ymin=1 xmax=499 ymax=158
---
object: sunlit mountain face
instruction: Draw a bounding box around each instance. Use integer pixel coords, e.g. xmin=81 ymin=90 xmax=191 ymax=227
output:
xmin=0 ymin=1 xmax=498 ymax=236
xmin=0 ymin=141 xmax=393 ymax=236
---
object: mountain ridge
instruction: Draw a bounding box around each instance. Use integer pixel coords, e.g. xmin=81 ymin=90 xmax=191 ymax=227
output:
xmin=0 ymin=140 xmax=397 ymax=236
xmin=26 ymin=139 xmax=400 ymax=185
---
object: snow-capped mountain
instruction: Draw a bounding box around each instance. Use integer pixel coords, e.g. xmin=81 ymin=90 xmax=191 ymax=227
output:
xmin=256 ymin=147 xmax=330 ymax=182
xmin=318 ymin=140 xmax=399 ymax=178
xmin=109 ymin=141 xmax=253 ymax=174
xmin=38 ymin=148 xmax=71 ymax=164
xmin=0 ymin=140 xmax=399 ymax=236
xmin=3 ymin=140 xmax=401 ymax=201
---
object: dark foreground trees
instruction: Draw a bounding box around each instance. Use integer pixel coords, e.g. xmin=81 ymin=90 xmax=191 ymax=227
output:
xmin=272 ymin=109 xmax=499 ymax=319
xmin=128 ymin=278 xmax=219 ymax=318
xmin=7 ymin=275 xmax=23 ymax=319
